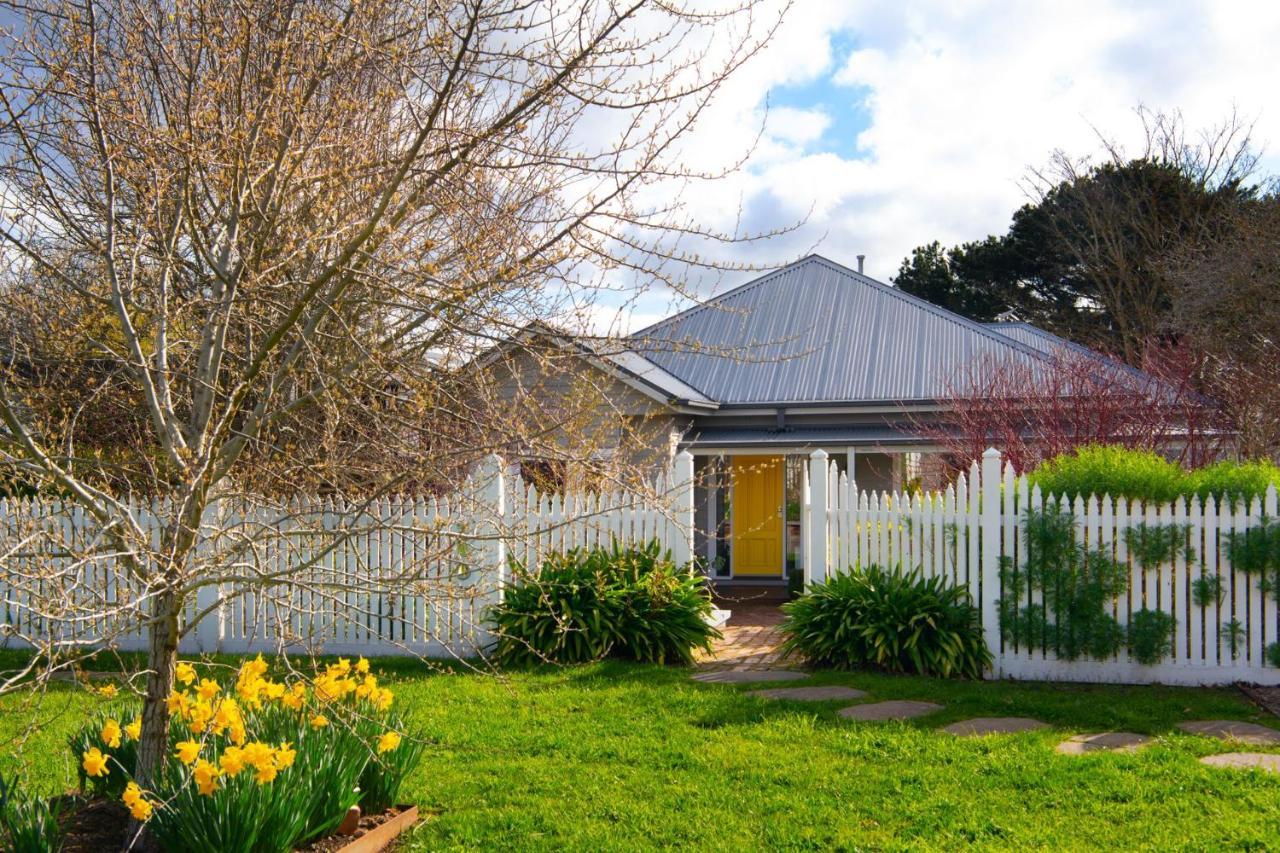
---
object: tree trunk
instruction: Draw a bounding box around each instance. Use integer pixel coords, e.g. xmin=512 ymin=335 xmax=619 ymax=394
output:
xmin=135 ymin=587 xmax=180 ymax=787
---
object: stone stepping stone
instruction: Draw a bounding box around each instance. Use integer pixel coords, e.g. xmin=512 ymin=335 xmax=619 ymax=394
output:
xmin=746 ymin=686 xmax=868 ymax=702
xmin=941 ymin=717 xmax=1048 ymax=737
xmin=1055 ymin=732 xmax=1152 ymax=755
xmin=1177 ymin=720 xmax=1280 ymax=745
xmin=690 ymin=669 xmax=808 ymax=684
xmin=838 ymin=700 xmax=942 ymax=722
xmin=1200 ymin=752 xmax=1280 ymax=773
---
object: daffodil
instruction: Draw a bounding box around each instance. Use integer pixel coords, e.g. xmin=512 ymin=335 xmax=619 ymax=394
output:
xmin=219 ymin=746 xmax=246 ymax=777
xmin=309 ymin=714 xmax=329 ymax=729
xmin=274 ymin=743 xmax=296 ymax=769
xmin=82 ymin=747 xmax=110 ymax=777
xmin=193 ymin=759 xmax=220 ymax=796
xmin=355 ymin=657 xmax=370 ymax=675
xmin=166 ymin=691 xmax=192 ymax=716
xmin=281 ymin=682 xmax=307 ymax=710
xmin=124 ymin=719 xmax=141 ymax=741
xmin=176 ymin=662 xmax=197 ymax=685
xmin=96 ymin=684 xmax=118 ymax=699
xmin=175 ymin=740 xmax=201 ymax=765
xmin=126 ymin=795 xmax=153 ymax=822
xmin=377 ymin=731 xmax=402 ymax=754
xmin=196 ymin=678 xmax=221 ymax=701
xmin=242 ymin=741 xmax=275 ymax=771
xmin=122 ymin=781 xmax=143 ymax=808
xmin=101 ymin=719 xmax=122 ymax=748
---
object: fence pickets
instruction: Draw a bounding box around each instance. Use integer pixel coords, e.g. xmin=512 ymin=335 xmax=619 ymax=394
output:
xmin=0 ymin=454 xmax=695 ymax=660
xmin=813 ymin=447 xmax=1280 ymax=686
xmin=6 ymin=445 xmax=1279 ymax=686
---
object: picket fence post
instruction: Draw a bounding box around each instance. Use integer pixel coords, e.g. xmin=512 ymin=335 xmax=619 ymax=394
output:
xmin=808 ymin=449 xmax=829 ymax=585
xmin=980 ymin=447 xmax=1003 ymax=677
xmin=473 ymin=455 xmax=506 ymax=610
xmin=194 ymin=498 xmax=223 ymax=652
xmin=670 ymin=450 xmax=695 ymax=567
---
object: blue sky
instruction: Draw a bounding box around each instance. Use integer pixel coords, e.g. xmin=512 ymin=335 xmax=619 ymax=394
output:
xmin=586 ymin=0 xmax=1280 ymax=334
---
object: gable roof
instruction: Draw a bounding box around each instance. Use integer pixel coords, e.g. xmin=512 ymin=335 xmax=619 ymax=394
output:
xmin=627 ymin=255 xmax=1054 ymax=406
xmin=473 ymin=321 xmax=719 ymax=411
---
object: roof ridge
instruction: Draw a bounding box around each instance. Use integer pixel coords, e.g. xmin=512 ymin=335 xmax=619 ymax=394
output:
xmin=632 ymin=254 xmax=1050 ymax=364
xmin=627 ymin=254 xmax=828 ymax=342
xmin=803 ymin=255 xmax=1052 ymax=362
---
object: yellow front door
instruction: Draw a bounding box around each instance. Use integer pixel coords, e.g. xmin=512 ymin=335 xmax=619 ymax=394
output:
xmin=730 ymin=455 xmax=784 ymax=576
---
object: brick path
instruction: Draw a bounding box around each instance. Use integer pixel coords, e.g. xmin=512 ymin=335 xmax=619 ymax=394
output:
xmin=696 ymin=605 xmax=788 ymax=671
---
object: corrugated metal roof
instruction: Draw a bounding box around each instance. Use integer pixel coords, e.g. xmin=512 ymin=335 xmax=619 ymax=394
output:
xmin=984 ymin=321 xmax=1091 ymax=357
xmin=628 ymin=255 xmax=1052 ymax=405
xmin=680 ymin=424 xmax=919 ymax=448
xmin=604 ymin=350 xmax=718 ymax=407
xmin=983 ymin=321 xmax=1152 ymax=388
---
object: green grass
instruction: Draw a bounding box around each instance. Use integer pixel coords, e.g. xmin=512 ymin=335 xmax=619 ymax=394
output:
xmin=3 ymin=658 xmax=1280 ymax=850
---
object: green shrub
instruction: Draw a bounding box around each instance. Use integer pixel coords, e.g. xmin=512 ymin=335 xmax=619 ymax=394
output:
xmin=1029 ymin=446 xmax=1187 ymax=502
xmin=1127 ymin=609 xmax=1175 ymax=665
xmin=1190 ymin=575 xmax=1224 ymax=607
xmin=0 ymin=774 xmax=63 ymax=853
xmin=1029 ymin=445 xmax=1280 ymax=505
xmin=779 ymin=566 xmax=990 ymax=679
xmin=490 ymin=540 xmax=720 ymax=667
xmin=1190 ymin=460 xmax=1280 ymax=506
xmin=1001 ymin=505 xmax=1128 ymax=661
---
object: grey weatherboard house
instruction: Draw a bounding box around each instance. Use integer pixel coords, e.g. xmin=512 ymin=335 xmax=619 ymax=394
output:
xmin=492 ymin=254 xmax=1114 ymax=586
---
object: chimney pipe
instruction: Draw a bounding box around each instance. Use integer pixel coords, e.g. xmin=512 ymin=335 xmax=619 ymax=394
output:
xmin=856 ymin=254 xmax=866 ymax=274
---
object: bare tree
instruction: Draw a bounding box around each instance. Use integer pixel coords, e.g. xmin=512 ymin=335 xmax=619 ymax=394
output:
xmin=1165 ymin=197 xmax=1280 ymax=461
xmin=0 ymin=0 xmax=781 ymax=790
xmin=1022 ymin=107 xmax=1260 ymax=362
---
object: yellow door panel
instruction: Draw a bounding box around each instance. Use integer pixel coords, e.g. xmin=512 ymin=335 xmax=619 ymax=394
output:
xmin=730 ymin=455 xmax=784 ymax=577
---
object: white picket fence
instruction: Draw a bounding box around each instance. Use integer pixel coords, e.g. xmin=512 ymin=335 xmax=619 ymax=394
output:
xmin=805 ymin=448 xmax=1280 ymax=686
xmin=0 ymin=454 xmax=695 ymax=659
xmin=10 ymin=443 xmax=1277 ymax=685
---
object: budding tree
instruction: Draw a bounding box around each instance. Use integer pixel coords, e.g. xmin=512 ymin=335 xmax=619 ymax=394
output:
xmin=0 ymin=0 xmax=779 ymax=788
xmin=921 ymin=342 xmax=1225 ymax=476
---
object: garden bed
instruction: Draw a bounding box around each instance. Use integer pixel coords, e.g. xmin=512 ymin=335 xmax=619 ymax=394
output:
xmin=55 ymin=797 xmax=417 ymax=852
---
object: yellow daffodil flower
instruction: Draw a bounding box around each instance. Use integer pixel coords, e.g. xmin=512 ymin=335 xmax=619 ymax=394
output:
xmin=193 ymin=759 xmax=220 ymax=796
xmin=274 ymin=743 xmax=296 ymax=769
xmin=82 ymin=747 xmax=110 ymax=777
xmin=124 ymin=719 xmax=141 ymax=741
xmin=377 ymin=731 xmax=402 ymax=754
xmin=175 ymin=662 xmax=196 ymax=685
xmin=96 ymin=684 xmax=118 ymax=699
xmin=219 ymin=746 xmax=246 ymax=777
xmin=101 ymin=719 xmax=122 ymax=749
xmin=175 ymin=740 xmax=201 ymax=765
xmin=310 ymin=714 xmax=329 ymax=729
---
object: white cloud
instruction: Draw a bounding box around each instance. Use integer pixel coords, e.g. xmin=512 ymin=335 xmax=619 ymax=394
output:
xmin=765 ymin=106 xmax=831 ymax=147
xmin=631 ymin=0 xmax=1280 ymax=297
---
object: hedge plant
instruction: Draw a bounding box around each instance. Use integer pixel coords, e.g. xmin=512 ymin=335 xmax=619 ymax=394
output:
xmin=1029 ymin=445 xmax=1280 ymax=505
xmin=780 ymin=565 xmax=990 ymax=678
xmin=490 ymin=540 xmax=719 ymax=667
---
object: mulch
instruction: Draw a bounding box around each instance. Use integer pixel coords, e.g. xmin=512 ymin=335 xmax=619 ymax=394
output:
xmin=57 ymin=796 xmax=133 ymax=852
xmin=1238 ymin=683 xmax=1280 ymax=718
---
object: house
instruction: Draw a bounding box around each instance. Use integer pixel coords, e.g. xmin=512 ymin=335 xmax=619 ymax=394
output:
xmin=478 ymin=254 xmax=1132 ymax=588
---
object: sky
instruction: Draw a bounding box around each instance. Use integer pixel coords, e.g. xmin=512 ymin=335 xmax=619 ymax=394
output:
xmin=593 ymin=0 xmax=1280 ymax=333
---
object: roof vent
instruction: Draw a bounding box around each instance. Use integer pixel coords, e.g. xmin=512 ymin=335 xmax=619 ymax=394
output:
xmin=856 ymin=254 xmax=866 ymax=274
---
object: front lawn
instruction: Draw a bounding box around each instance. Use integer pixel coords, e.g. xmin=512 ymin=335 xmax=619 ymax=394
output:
xmin=2 ymin=660 xmax=1279 ymax=849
